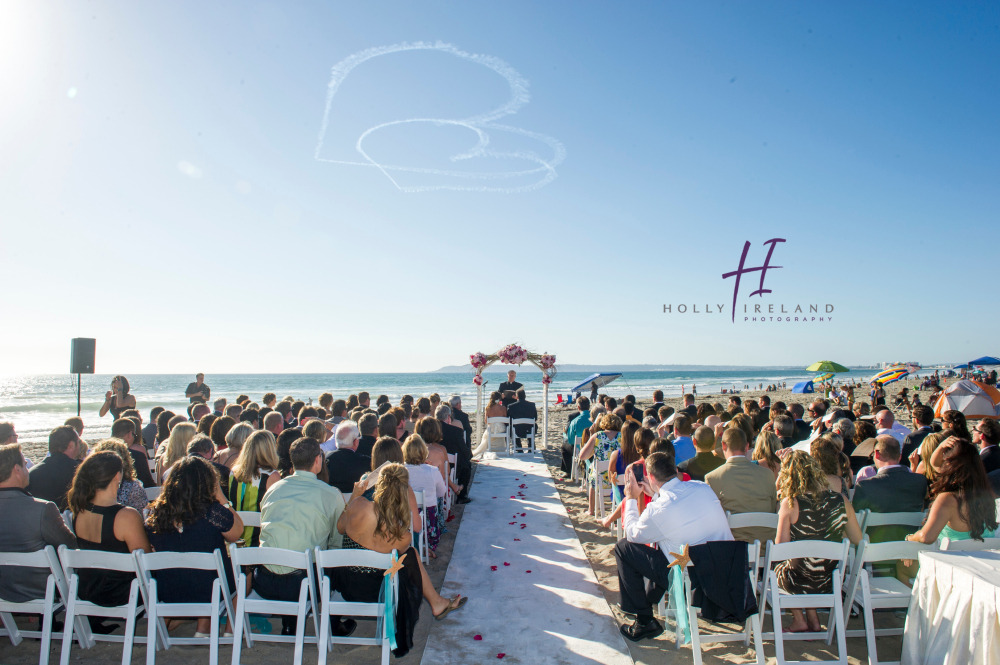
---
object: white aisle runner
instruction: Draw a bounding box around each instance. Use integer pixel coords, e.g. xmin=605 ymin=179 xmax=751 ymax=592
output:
xmin=421 ymin=454 xmax=633 ymax=664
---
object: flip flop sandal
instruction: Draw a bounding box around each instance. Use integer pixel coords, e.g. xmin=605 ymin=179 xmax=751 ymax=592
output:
xmin=434 ymin=596 xmax=468 ymax=621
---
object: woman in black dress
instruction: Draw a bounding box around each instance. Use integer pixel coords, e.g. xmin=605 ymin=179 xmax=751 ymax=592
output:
xmin=67 ymin=452 xmax=152 ymax=631
xmin=99 ymin=376 xmax=137 ymax=420
xmin=774 ymin=451 xmax=862 ymax=633
xmin=333 ymin=463 xmax=465 ymax=657
xmin=145 ymin=456 xmax=243 ymax=637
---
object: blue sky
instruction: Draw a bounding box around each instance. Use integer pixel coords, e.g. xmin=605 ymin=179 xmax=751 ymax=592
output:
xmin=2 ymin=1 xmax=998 ymax=373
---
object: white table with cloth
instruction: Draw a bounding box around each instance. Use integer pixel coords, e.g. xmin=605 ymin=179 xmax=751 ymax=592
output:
xmin=900 ymin=550 xmax=1000 ymax=665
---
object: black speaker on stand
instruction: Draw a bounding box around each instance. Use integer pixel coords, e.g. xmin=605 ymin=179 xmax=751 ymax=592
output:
xmin=70 ymin=338 xmax=96 ymax=416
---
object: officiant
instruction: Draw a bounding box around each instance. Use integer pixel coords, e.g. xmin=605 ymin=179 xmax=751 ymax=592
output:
xmin=499 ymin=370 xmax=523 ymax=396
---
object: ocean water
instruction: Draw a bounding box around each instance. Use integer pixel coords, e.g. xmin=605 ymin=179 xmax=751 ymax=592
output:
xmin=0 ymin=369 xmax=829 ymax=444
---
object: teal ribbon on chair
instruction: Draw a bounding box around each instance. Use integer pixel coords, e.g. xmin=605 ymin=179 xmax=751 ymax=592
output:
xmin=669 ymin=565 xmax=691 ymax=645
xmin=611 ymin=482 xmax=623 ymax=508
xmin=378 ymin=552 xmax=400 ymax=651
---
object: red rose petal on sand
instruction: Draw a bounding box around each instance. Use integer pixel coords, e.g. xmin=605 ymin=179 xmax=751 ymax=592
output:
xmin=514 ymin=538 xmax=521 ymax=541
xmin=474 ymin=634 xmax=482 ymax=640
xmin=508 ymin=522 xmax=515 ymax=525
xmin=520 ymin=524 xmax=527 ymax=529
xmin=490 ymin=566 xmax=497 ymax=571
xmin=526 ymin=570 xmax=532 ymax=573
xmin=492 ymin=497 xmax=497 ymax=499
xmin=520 ymin=513 xmax=526 ymax=517
xmin=503 ymin=562 xmax=510 ymax=566
xmin=497 ymin=654 xmax=505 ymax=659
xmin=510 ymin=496 xmax=515 ymax=499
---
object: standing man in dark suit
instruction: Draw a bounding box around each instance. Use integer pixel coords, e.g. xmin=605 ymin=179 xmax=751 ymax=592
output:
xmin=498 ymin=370 xmax=523 ymax=397
xmin=650 ymin=390 xmax=664 ymax=413
xmin=680 ymin=394 xmax=697 ymax=419
xmin=506 ymin=389 xmax=538 ymax=452
xmin=26 ymin=426 xmax=81 ymax=511
xmin=974 ymin=419 xmax=1000 ymax=474
xmin=851 ymin=438 xmax=927 ymax=542
xmin=787 ymin=404 xmax=812 ymax=443
xmin=902 ymin=405 xmax=934 ymax=461
xmin=448 ymin=395 xmax=473 ymax=448
xmin=323 ymin=421 xmax=372 ymax=495
xmin=757 ymin=395 xmax=771 ymax=427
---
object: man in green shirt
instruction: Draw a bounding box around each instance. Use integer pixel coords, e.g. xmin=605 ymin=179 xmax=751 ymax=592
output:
xmin=561 ymin=397 xmax=591 ymax=478
xmin=255 ymin=437 xmax=354 ymax=637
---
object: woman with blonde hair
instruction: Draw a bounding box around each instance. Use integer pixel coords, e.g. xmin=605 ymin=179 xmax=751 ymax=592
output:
xmin=229 ymin=430 xmax=281 ymax=547
xmin=214 ymin=422 xmax=253 ymax=469
xmin=155 ymin=422 xmax=196 ymax=483
xmin=774 ymin=451 xmax=861 ymax=633
xmin=334 ymin=463 xmax=466 ymax=655
xmin=729 ymin=413 xmax=756 ymax=446
xmin=911 ymin=431 xmax=949 ymax=483
xmin=92 ymin=438 xmax=148 ymax=512
xmin=403 ymin=434 xmax=447 ymax=555
xmin=811 ymin=436 xmax=847 ymax=495
xmin=752 ymin=430 xmax=782 ymax=480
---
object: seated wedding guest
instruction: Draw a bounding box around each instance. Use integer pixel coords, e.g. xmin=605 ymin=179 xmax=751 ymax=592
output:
xmin=435 ymin=405 xmax=473 ymax=503
xmin=302 ymin=418 xmax=331 ymax=452
xmin=609 ymin=421 xmax=643 ymax=503
xmin=225 ymin=403 xmax=243 ymax=423
xmin=910 ymin=430 xmax=948 ymax=481
xmin=142 ymin=407 xmax=163 ymax=450
xmin=27 ymin=425 xmax=81 ymax=510
xmin=580 ymin=414 xmax=622 ymax=515
xmin=669 ymin=414 xmax=697 ymax=465
xmin=601 ymin=427 xmax=655 ymax=529
xmin=0 ymin=443 xmax=78 ymax=604
xmin=92 ymin=439 xmax=148 ymax=512
xmin=356 ymin=413 xmax=379 ymax=458
xmin=275 ymin=428 xmax=301 ymax=479
xmin=774 ymin=451 xmax=862 ymax=633
xmin=902 ymin=405 xmax=934 ymax=460
xmin=213 ymin=422 xmax=252 ymax=470
xmin=655 ymin=406 xmax=674 ymax=438
xmin=325 ymin=420 xmax=371 ymax=494
xmin=68 ymin=451 xmax=152 ymax=632
xmin=811 ymin=436 xmax=848 ymax=495
xmin=874 ymin=409 xmax=910 ymax=444
xmin=64 ymin=417 xmax=85 ymax=441
xmin=186 ymin=435 xmax=230 ymax=500
xmin=239 ymin=408 xmax=261 ymax=430
xmin=263 ymin=411 xmax=284 ymax=442
xmin=377 ymin=413 xmax=398 ymax=442
xmin=831 ymin=417 xmax=856 ymax=456
xmin=154 ymin=410 xmax=176 ymax=449
xmin=584 ymin=405 xmax=608 ymax=443
xmin=751 ymin=430 xmax=782 ymax=479
xmin=403 ymin=435 xmax=446 ymax=555
xmin=212 ymin=398 xmax=227 ymax=418
xmin=191 ymin=403 xmax=211 ymax=426
xmin=0 ymin=422 xmax=17 ymax=445
xmin=390 ymin=407 xmax=409 ymax=443
xmin=449 ymin=395 xmax=473 ymax=446
xmin=257 ymin=437 xmax=352 ymax=637
xmin=852 ymin=437 xmax=927 ymax=541
xmin=229 ymin=430 xmax=281 ymax=547
xmin=786 ymin=404 xmax=810 ymax=442
xmin=155 ymin=422 xmax=196 ymax=484
xmin=196 ymin=413 xmax=216 ymax=437
xmin=706 ymin=429 xmax=778 ymax=544
xmin=209 ymin=414 xmax=235 ymax=451
xmin=415 ymin=418 xmax=463 ymax=502
xmin=113 ymin=417 xmax=156 ymax=488
xmin=614 ymin=452 xmax=732 ymax=641
xmin=974 ymin=419 xmax=1000 ymax=474
xmin=275 ymin=401 xmax=293 ymax=428
xmin=145 ymin=456 xmax=243 ymax=636
xmin=907 ymin=437 xmax=998 ymax=544
xmin=333 ymin=463 xmax=466 ymax=657
xmin=678 ymin=426 xmax=724 ymax=481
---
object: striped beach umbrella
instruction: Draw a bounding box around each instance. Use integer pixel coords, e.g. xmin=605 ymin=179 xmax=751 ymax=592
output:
xmin=814 ymin=373 xmax=835 ymax=383
xmin=871 ymin=368 xmax=909 ymax=384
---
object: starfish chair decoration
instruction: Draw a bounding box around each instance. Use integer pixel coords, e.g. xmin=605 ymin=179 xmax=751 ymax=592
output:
xmin=667 ymin=544 xmax=691 ymax=570
xmin=384 ymin=551 xmax=408 ymax=579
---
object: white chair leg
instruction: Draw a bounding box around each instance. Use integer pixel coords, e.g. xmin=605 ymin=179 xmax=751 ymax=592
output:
xmin=750 ymin=613 xmax=765 ymax=665
xmin=39 ymin=581 xmax=55 ymax=665
xmin=209 ymin=584 xmax=220 ymax=665
xmin=230 ymin=589 xmax=245 ymax=665
xmin=59 ymin=583 xmax=77 ymax=665
xmin=145 ymin=592 xmax=157 ymax=665
xmin=317 ymin=580 xmax=330 ymax=665
xmin=1 ymin=611 xmax=23 ymax=647
xmin=769 ymin=572 xmax=787 ymax=665
xmin=831 ymin=570 xmax=848 ymax=665
xmin=860 ymin=572 xmax=880 ymax=665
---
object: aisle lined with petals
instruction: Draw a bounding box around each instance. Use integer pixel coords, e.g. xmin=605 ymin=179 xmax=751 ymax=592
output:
xmin=421 ymin=454 xmax=633 ymax=664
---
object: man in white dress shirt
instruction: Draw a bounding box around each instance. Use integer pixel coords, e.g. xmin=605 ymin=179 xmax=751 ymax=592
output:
xmin=613 ymin=452 xmax=733 ymax=641
xmin=875 ymin=408 xmax=910 ymax=445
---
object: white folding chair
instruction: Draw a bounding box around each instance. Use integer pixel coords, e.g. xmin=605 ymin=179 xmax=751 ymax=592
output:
xmin=228 ymin=545 xmax=319 ymax=665
xmin=570 ymin=436 xmax=582 ymax=483
xmin=413 ymin=490 xmax=429 ymax=564
xmin=842 ymin=538 xmax=935 ymax=665
xmin=147 ymin=460 xmax=156 ymax=473
xmin=847 ymin=486 xmax=856 ymax=501
xmin=57 ymin=545 xmax=149 ymax=665
xmin=590 ymin=460 xmax=613 ymax=519
xmin=444 ymin=454 xmax=458 ymax=515
xmin=726 ymin=512 xmax=778 ymax=590
xmin=313 ymin=547 xmax=398 ymax=665
xmin=858 ymin=512 xmax=925 ymax=541
xmin=236 ymin=512 xmax=261 ymax=528
xmin=144 ymin=487 xmax=161 ymax=502
xmin=939 ymin=536 xmax=1000 ymax=551
xmin=136 ymin=549 xmax=246 ymax=665
xmin=509 ymin=419 xmax=536 ymax=454
xmin=61 ymin=511 xmax=74 ymax=534
xmin=683 ymin=542 xmax=766 ymax=665
xmin=0 ymin=546 xmax=87 ymax=665
xmin=760 ymin=539 xmax=851 ymax=665
xmin=486 ymin=417 xmax=511 ymax=453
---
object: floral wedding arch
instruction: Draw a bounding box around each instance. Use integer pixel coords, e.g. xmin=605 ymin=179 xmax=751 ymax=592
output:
xmin=469 ymin=344 xmax=557 ymax=449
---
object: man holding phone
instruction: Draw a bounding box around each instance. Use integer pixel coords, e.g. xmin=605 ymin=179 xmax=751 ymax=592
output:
xmin=185 ymin=373 xmax=211 ymax=404
xmin=613 ymin=452 xmax=732 ymax=642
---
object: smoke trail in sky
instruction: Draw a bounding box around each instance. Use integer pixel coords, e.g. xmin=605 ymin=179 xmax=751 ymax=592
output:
xmin=315 ymin=41 xmax=565 ymax=193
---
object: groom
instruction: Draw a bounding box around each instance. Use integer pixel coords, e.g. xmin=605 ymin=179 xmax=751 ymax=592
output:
xmin=506 ymin=389 xmax=537 ymax=452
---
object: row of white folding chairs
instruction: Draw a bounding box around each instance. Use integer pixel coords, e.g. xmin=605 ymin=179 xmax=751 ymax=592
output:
xmin=1 ymin=542 xmax=401 ymax=665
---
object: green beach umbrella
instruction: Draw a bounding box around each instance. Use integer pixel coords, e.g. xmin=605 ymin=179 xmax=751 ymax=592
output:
xmin=805 ymin=361 xmax=851 ymax=373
